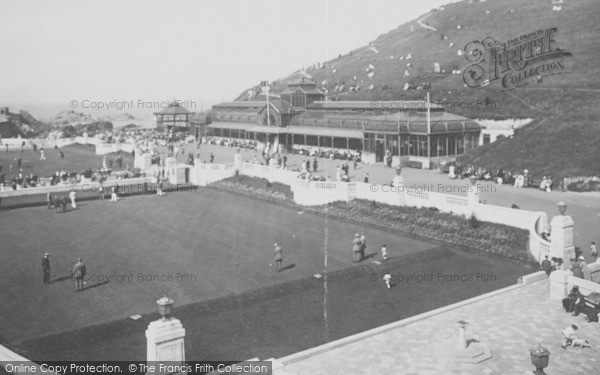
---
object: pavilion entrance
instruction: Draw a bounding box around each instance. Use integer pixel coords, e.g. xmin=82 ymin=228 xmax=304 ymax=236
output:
xmin=375 ymin=140 xmax=385 ymax=162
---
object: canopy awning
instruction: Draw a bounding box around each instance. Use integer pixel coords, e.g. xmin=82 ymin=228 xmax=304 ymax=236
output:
xmin=287 ymin=126 xmax=363 ymax=139
xmin=207 ymin=122 xmax=288 ymax=134
xmin=208 ymin=122 xmax=364 ymax=138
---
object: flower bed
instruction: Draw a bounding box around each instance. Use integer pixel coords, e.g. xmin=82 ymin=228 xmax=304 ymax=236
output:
xmin=210 ymin=177 xmax=530 ymax=262
xmin=310 ymin=200 xmax=530 ymax=261
xmin=211 ymin=176 xmax=294 ymax=203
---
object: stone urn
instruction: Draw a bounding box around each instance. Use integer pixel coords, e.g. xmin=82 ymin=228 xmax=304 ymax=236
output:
xmin=157 ymin=295 xmax=174 ymax=321
xmin=530 ymin=344 xmax=550 ymax=375
xmin=557 ymin=202 xmax=567 ymax=215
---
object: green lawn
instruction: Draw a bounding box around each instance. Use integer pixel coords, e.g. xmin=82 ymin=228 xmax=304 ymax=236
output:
xmin=0 ymin=188 xmax=534 ymax=361
xmin=0 ymin=144 xmax=133 ymax=179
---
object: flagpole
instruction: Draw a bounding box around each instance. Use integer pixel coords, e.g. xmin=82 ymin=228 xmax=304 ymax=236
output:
xmin=426 ymin=92 xmax=431 ymax=134
xmin=266 ymin=82 xmax=270 ymax=126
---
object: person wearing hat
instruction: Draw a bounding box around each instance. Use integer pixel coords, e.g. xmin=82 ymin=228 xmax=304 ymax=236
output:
xmin=72 ymin=257 xmax=86 ymax=291
xmin=580 ymin=255 xmax=590 ymax=280
xmin=563 ymin=285 xmax=582 ymax=313
xmin=274 ymin=243 xmax=283 ymax=272
xmin=42 ymin=253 xmax=51 ymax=285
xmin=570 ymin=257 xmax=584 ymax=279
xmin=360 ymin=232 xmax=367 ymax=260
xmin=352 ymin=234 xmax=362 ymax=263
xmin=523 ymin=169 xmax=531 ymax=188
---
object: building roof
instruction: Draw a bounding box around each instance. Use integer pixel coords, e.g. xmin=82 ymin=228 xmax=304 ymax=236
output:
xmin=189 ymin=113 xmax=209 ymax=123
xmin=307 ymin=101 xmax=443 ymax=111
xmin=290 ymin=109 xmax=480 ymax=134
xmin=288 ymin=77 xmax=317 ymax=86
xmin=153 ymin=102 xmax=191 ymax=115
xmin=281 ymin=87 xmax=324 ymax=96
xmin=213 ymin=100 xmax=296 ymax=115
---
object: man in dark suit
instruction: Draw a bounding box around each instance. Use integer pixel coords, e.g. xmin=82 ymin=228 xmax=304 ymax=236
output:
xmin=60 ymin=195 xmax=68 ymax=213
xmin=540 ymin=255 xmax=553 ymax=276
xmin=42 ymin=253 xmax=51 ymax=285
xmin=72 ymin=257 xmax=86 ymax=291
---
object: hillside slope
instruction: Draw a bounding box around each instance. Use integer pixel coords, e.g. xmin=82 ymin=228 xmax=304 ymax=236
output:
xmin=239 ymin=0 xmax=600 ymax=177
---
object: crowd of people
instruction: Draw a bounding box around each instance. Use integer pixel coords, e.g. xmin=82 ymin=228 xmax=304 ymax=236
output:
xmin=206 ymin=137 xmax=257 ymax=149
xmin=290 ymin=145 xmax=361 ymax=162
xmin=447 ymin=162 xmax=562 ymax=192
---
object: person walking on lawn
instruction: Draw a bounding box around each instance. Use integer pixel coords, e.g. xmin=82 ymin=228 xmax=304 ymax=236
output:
xmin=42 ymin=253 xmax=51 ymax=285
xmin=352 ymin=234 xmax=362 ymax=263
xmin=274 ymin=243 xmax=283 ymax=272
xmin=72 ymin=258 xmax=86 ymax=291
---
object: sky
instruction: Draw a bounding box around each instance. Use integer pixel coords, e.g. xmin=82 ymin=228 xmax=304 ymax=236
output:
xmin=1 ymin=0 xmax=455 ymax=118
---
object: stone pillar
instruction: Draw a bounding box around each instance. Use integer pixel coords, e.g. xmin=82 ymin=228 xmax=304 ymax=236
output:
xmin=146 ymin=319 xmax=186 ymax=372
xmin=146 ymin=297 xmax=186 ymax=374
xmin=550 ymin=202 xmax=575 ymax=269
xmin=549 ymin=270 xmax=570 ymax=301
xmin=135 ymin=152 xmax=152 ymax=172
xmin=393 ymin=167 xmax=406 ymax=206
xmin=467 ymin=177 xmax=480 ymax=208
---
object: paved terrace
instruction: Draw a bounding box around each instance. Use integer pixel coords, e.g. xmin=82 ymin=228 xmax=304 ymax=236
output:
xmin=275 ymin=280 xmax=599 ymax=375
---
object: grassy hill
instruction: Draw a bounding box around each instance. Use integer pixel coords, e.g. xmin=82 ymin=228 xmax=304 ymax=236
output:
xmin=241 ymin=0 xmax=600 ymax=178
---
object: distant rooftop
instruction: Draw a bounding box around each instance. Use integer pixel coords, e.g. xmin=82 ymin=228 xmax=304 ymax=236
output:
xmin=212 ymin=100 xmax=296 ymax=114
xmin=307 ymin=101 xmax=443 ymax=111
xmin=153 ymin=102 xmax=190 ymax=115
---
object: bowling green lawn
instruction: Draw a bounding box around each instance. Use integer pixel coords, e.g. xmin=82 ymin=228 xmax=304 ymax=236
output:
xmin=0 ymin=187 xmax=535 ymax=361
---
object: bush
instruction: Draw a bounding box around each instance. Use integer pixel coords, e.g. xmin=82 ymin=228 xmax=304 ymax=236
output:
xmin=468 ymin=213 xmax=481 ymax=229
xmin=567 ymin=180 xmax=600 ymax=192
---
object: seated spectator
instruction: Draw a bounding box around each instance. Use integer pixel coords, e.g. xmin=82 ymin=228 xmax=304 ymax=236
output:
xmin=514 ymin=174 xmax=524 ymax=188
xmin=496 ymin=169 xmax=505 ymax=184
xmin=483 ymin=169 xmax=492 ymax=180
xmin=504 ymin=171 xmax=514 ymax=185
xmin=539 ymin=176 xmax=553 ymax=192
xmin=523 ymin=169 xmax=532 ymax=187
xmin=563 ymin=286 xmax=583 ymax=313
xmin=448 ymin=164 xmax=456 ymax=179
xmin=571 ymin=259 xmax=584 ymax=279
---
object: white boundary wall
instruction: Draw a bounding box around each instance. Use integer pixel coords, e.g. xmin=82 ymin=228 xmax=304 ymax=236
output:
xmin=0 ymin=177 xmax=152 ymax=198
xmin=0 ymin=137 xmax=134 ymax=155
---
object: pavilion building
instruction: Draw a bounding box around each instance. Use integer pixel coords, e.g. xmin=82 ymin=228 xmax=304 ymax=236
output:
xmin=206 ymin=81 xmax=480 ymax=168
xmin=154 ymin=101 xmax=191 ymax=132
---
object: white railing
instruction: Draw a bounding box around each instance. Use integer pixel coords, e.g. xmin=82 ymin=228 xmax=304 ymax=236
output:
xmin=0 ymin=177 xmax=152 ymax=198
